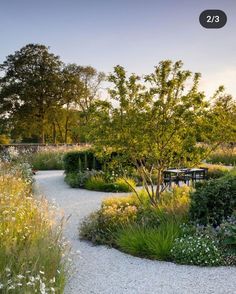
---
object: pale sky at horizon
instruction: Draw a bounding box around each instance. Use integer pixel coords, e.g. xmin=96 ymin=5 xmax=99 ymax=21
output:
xmin=1 ymin=0 xmax=236 ymax=98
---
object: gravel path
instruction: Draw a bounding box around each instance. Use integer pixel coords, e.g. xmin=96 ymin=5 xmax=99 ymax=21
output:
xmin=35 ymin=170 xmax=236 ymax=294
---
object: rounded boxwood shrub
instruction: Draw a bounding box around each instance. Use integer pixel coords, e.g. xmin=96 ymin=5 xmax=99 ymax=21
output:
xmin=171 ymin=234 xmax=223 ymax=266
xmin=189 ymin=173 xmax=236 ymax=226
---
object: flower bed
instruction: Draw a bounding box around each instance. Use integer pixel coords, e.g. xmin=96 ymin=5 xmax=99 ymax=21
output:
xmin=0 ymin=161 xmax=69 ymax=293
xmin=79 ymin=171 xmax=236 ymax=266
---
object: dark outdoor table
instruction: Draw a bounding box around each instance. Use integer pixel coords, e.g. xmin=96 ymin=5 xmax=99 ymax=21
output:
xmin=163 ymin=167 xmax=207 ymax=186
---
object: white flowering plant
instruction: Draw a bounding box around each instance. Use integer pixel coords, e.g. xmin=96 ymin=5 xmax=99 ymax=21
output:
xmin=0 ymin=161 xmax=70 ymax=293
xmin=171 ymin=232 xmax=223 ymax=266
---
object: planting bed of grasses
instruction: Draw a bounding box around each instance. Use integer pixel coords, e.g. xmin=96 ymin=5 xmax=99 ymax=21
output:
xmin=65 ymin=170 xmax=136 ymax=192
xmin=80 ymin=170 xmax=236 ymax=266
xmin=29 ymin=145 xmax=85 ymax=170
xmin=80 ymin=185 xmax=191 ymax=247
xmin=1 ymin=145 xmax=87 ymax=171
xmin=0 ymin=162 xmax=69 ymax=293
xmin=206 ymin=146 xmax=236 ymax=166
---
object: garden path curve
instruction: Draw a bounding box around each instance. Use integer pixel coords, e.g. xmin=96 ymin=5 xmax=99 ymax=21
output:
xmin=35 ymin=170 xmax=236 ymax=294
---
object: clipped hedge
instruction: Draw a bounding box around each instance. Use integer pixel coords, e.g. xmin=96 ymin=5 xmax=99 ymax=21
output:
xmin=189 ymin=172 xmax=236 ymax=226
xmin=63 ymin=150 xmax=102 ymax=173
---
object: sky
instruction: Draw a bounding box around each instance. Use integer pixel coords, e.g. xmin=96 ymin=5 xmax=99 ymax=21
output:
xmin=1 ymin=0 xmax=236 ymax=97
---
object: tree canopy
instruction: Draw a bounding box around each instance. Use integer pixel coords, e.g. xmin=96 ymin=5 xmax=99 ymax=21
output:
xmin=89 ymin=61 xmax=236 ymax=204
xmin=0 ymin=44 xmax=104 ymax=143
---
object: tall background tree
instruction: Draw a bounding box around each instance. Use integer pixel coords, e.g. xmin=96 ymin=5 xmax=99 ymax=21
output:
xmin=0 ymin=44 xmax=63 ymax=143
xmin=0 ymin=44 xmax=105 ymax=143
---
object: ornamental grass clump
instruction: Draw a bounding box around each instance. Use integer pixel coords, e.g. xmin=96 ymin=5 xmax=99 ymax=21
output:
xmin=0 ymin=164 xmax=69 ymax=293
xmin=84 ymin=174 xmax=135 ymax=192
xmin=116 ymin=220 xmax=182 ymax=260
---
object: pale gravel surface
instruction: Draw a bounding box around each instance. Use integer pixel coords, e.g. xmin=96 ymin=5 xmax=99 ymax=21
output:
xmin=35 ymin=170 xmax=236 ymax=294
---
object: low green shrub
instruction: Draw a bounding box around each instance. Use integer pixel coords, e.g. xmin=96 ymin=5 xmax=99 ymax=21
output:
xmin=64 ymin=170 xmax=102 ymax=188
xmin=79 ymin=211 xmax=111 ymax=245
xmin=64 ymin=172 xmax=81 ymax=188
xmin=179 ymin=220 xmax=236 ymax=266
xmin=80 ymin=195 xmax=139 ymax=245
xmin=84 ymin=175 xmax=136 ymax=192
xmin=171 ymin=234 xmax=223 ymax=266
xmin=84 ymin=175 xmax=107 ymax=190
xmin=114 ymin=177 xmax=136 ymax=192
xmin=189 ymin=173 xmax=236 ymax=226
xmin=117 ymin=220 xmax=181 ymax=260
xmin=214 ymin=216 xmax=236 ymax=265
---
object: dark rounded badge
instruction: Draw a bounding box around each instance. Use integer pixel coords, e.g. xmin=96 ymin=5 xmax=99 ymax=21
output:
xmin=199 ymin=10 xmax=227 ymax=29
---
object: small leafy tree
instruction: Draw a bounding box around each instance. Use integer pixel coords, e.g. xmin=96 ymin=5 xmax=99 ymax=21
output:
xmin=90 ymin=61 xmax=235 ymax=205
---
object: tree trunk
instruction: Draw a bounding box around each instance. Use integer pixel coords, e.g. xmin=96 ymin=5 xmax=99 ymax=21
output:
xmin=53 ymin=122 xmax=56 ymax=144
xmin=40 ymin=121 xmax=45 ymax=144
xmin=64 ymin=116 xmax=69 ymax=143
xmin=155 ymin=169 xmax=163 ymax=203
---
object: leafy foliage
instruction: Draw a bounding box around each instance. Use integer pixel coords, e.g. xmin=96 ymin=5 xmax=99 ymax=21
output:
xmin=0 ymin=44 xmax=63 ymax=143
xmin=215 ymin=216 xmax=236 ymax=264
xmin=189 ymin=172 xmax=236 ymax=226
xmin=80 ymin=195 xmax=140 ymax=245
xmin=90 ymin=61 xmax=236 ymax=205
xmin=0 ymin=44 xmax=105 ymax=143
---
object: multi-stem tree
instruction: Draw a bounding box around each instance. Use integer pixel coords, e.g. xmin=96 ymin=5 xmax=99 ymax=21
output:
xmin=91 ymin=61 xmax=235 ymax=205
